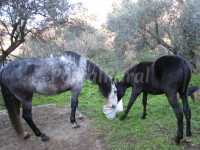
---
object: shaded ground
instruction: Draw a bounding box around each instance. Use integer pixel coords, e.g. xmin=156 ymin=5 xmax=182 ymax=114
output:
xmin=0 ymin=105 xmax=105 ymax=150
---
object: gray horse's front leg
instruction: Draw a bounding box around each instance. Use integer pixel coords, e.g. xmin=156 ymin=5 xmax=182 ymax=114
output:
xmin=70 ymin=90 xmax=81 ymax=128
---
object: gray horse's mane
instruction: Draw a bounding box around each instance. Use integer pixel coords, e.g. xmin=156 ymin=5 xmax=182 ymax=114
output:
xmin=86 ymin=60 xmax=112 ymax=98
xmin=64 ymin=51 xmax=112 ymax=98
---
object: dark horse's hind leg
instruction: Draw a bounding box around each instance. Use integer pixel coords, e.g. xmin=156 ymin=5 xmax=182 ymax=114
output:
xmin=141 ymin=92 xmax=148 ymax=119
xmin=166 ymin=92 xmax=183 ymax=144
xmin=22 ymin=101 xmax=49 ymax=142
xmin=180 ymin=93 xmax=192 ymax=138
xmin=70 ymin=90 xmax=81 ymax=128
xmin=120 ymin=88 xmax=142 ymax=120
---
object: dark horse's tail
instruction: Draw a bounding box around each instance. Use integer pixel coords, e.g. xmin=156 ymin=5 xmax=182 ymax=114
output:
xmin=188 ymin=86 xmax=199 ymax=96
xmin=0 ymin=83 xmax=24 ymax=137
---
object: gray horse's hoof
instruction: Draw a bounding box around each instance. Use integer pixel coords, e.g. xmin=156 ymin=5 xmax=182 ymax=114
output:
xmin=41 ymin=134 xmax=50 ymax=142
xmin=77 ymin=114 xmax=84 ymax=120
xmin=72 ymin=122 xmax=80 ymax=128
xmin=24 ymin=132 xmax=31 ymax=140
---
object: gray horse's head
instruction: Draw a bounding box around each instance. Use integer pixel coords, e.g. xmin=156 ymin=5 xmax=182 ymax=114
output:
xmin=107 ymin=82 xmax=118 ymax=108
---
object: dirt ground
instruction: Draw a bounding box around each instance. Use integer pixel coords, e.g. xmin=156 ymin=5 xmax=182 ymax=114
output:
xmin=0 ymin=105 xmax=105 ymax=150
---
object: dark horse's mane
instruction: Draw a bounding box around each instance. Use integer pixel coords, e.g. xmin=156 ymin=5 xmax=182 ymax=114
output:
xmin=122 ymin=61 xmax=153 ymax=86
xmin=86 ymin=60 xmax=111 ymax=98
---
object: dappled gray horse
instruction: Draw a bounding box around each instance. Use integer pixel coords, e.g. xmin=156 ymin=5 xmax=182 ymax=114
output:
xmin=0 ymin=51 xmax=118 ymax=141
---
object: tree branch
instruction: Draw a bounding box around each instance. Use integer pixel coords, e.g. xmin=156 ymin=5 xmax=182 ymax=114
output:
xmin=0 ymin=41 xmax=4 ymax=52
xmin=144 ymin=28 xmax=178 ymax=54
xmin=0 ymin=20 xmax=10 ymax=35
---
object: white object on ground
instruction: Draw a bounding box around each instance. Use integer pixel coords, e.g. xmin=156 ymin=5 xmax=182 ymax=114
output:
xmin=103 ymin=99 xmax=123 ymax=119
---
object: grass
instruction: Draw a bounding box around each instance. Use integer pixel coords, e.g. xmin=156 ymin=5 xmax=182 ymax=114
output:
xmin=0 ymin=74 xmax=200 ymax=149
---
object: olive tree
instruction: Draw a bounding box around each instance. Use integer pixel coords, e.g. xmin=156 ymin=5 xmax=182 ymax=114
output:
xmin=107 ymin=0 xmax=200 ymax=69
xmin=0 ymin=0 xmax=72 ymax=60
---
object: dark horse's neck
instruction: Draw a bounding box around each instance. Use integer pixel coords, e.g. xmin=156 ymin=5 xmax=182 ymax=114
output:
xmin=86 ymin=60 xmax=111 ymax=98
xmin=116 ymin=77 xmax=130 ymax=100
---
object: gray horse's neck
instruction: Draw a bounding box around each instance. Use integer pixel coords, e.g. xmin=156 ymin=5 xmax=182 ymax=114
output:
xmin=86 ymin=60 xmax=111 ymax=98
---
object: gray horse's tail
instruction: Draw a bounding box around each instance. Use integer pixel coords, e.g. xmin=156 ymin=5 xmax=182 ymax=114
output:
xmin=1 ymin=84 xmax=24 ymax=137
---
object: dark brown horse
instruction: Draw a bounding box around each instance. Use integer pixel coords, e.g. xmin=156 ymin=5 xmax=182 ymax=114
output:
xmin=116 ymin=55 xmax=191 ymax=144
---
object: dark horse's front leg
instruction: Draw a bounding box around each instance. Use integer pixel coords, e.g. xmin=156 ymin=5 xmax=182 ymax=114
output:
xmin=22 ymin=101 xmax=49 ymax=142
xmin=70 ymin=90 xmax=81 ymax=128
xmin=120 ymin=88 xmax=142 ymax=120
xmin=141 ymin=92 xmax=148 ymax=119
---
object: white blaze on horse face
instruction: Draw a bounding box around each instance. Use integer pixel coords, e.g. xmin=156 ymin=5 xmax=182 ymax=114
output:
xmin=103 ymin=83 xmax=118 ymax=119
xmin=108 ymin=83 xmax=118 ymax=108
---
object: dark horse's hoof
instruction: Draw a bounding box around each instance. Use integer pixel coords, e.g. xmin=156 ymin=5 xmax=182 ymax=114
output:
xmin=174 ymin=136 xmax=182 ymax=145
xmin=184 ymin=136 xmax=192 ymax=143
xmin=41 ymin=134 xmax=50 ymax=142
xmin=119 ymin=115 xmax=126 ymax=121
xmin=141 ymin=115 xmax=146 ymax=120
xmin=72 ymin=122 xmax=80 ymax=128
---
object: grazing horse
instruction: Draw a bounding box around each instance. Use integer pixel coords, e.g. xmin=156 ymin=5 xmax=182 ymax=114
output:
xmin=0 ymin=51 xmax=118 ymax=141
xmin=116 ymin=55 xmax=191 ymax=144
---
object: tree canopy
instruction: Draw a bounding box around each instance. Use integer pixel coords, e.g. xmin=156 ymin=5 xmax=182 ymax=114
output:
xmin=0 ymin=0 xmax=72 ymax=60
xmin=107 ymin=0 xmax=200 ymax=68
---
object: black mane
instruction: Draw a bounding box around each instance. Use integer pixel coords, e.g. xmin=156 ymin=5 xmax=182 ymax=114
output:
xmin=86 ymin=60 xmax=111 ymax=98
xmin=123 ymin=61 xmax=153 ymax=85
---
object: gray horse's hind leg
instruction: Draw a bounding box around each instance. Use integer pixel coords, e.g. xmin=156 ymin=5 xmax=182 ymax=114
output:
xmin=70 ymin=89 xmax=81 ymax=128
xmin=22 ymin=100 xmax=49 ymax=142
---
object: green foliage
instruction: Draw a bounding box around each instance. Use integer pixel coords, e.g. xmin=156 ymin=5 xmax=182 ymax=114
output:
xmin=87 ymin=49 xmax=119 ymax=75
xmin=107 ymin=0 xmax=200 ymax=68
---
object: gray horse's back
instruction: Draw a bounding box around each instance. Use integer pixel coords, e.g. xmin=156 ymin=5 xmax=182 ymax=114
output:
xmin=1 ymin=54 xmax=87 ymax=99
